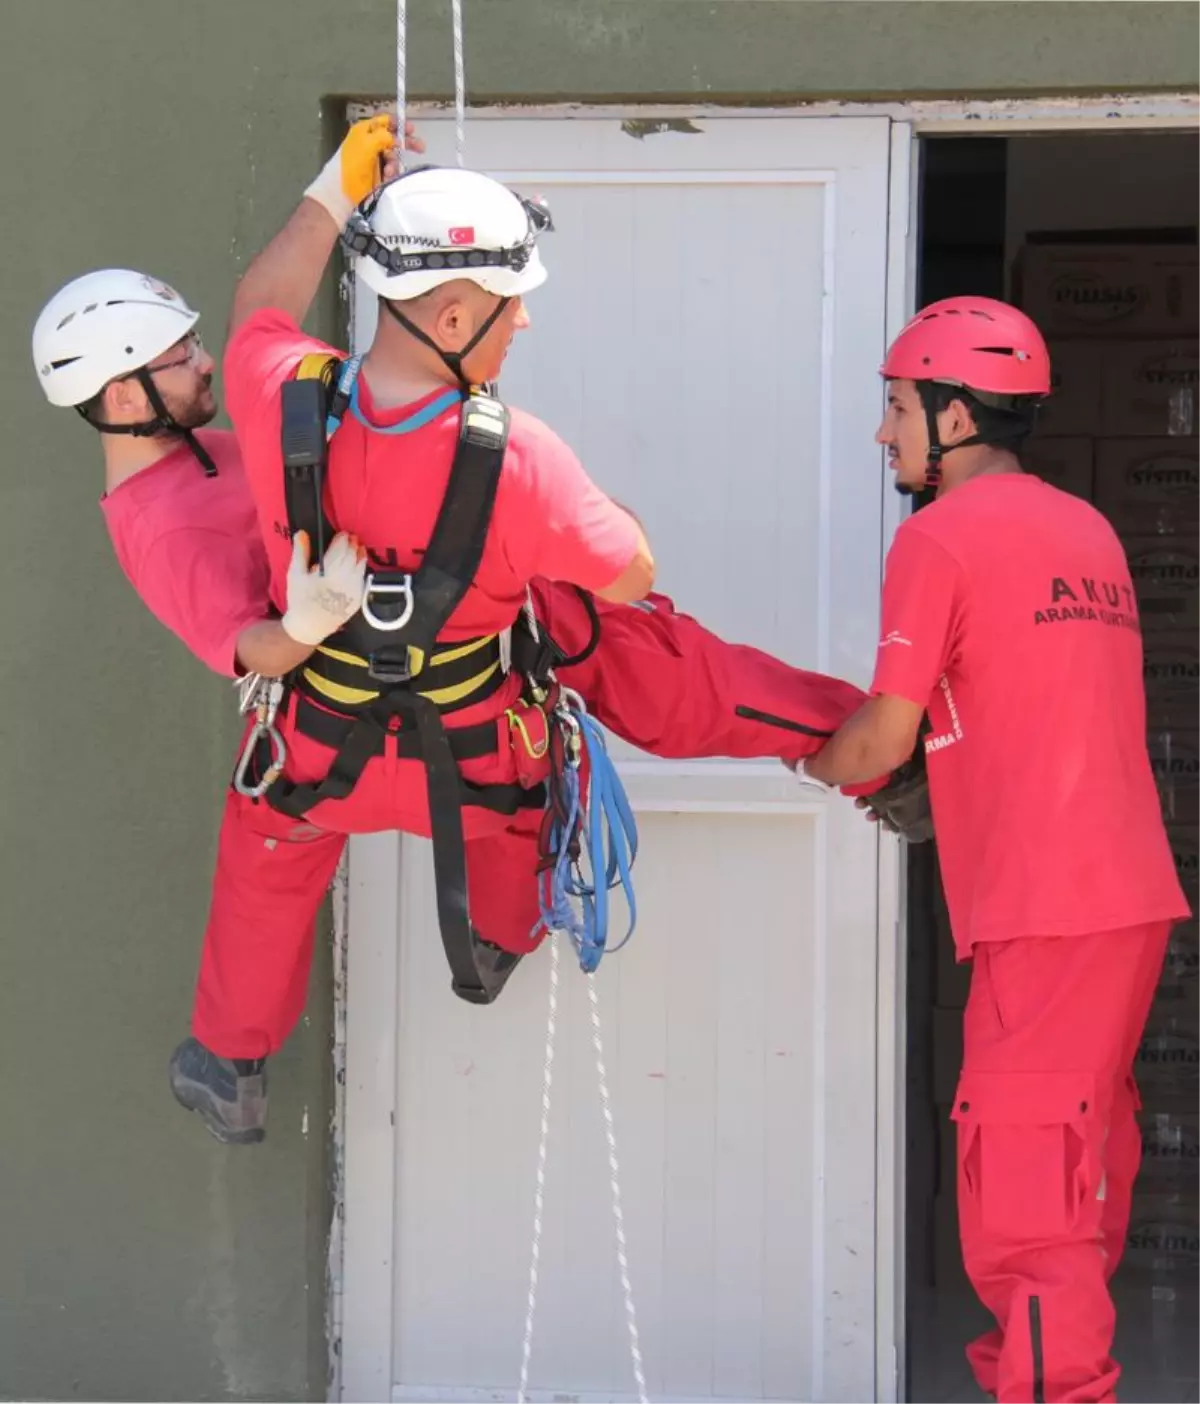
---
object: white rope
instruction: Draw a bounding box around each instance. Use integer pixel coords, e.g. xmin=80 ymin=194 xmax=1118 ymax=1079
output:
xmin=517 ymin=944 xmax=649 ymax=1403
xmin=450 ymin=0 xmax=467 ymax=166
xmin=587 ymin=975 xmax=649 ymax=1404
xmin=395 ymin=0 xmax=408 ymax=170
xmin=517 ymin=930 xmax=560 ymax=1404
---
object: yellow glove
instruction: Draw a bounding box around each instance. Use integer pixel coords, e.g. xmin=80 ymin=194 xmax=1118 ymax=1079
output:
xmin=304 ymin=115 xmax=423 ymax=228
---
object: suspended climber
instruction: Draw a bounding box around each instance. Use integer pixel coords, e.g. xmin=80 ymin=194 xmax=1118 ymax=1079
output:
xmin=33 ymin=117 xmax=923 ymax=1146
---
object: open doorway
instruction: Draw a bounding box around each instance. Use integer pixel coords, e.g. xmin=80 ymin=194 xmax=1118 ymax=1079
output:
xmin=904 ymin=128 xmax=1199 ymax=1404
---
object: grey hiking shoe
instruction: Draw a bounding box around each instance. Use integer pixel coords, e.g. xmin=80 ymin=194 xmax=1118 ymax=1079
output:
xmin=169 ymin=1037 xmax=268 ymax=1145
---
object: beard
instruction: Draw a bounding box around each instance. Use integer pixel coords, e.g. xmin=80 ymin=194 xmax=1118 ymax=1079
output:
xmin=164 ymin=377 xmax=219 ymax=430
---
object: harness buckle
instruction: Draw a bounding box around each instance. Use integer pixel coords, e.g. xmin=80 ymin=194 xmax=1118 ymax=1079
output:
xmin=366 ymin=648 xmax=417 ymax=685
xmin=361 ymin=572 xmax=415 ymax=632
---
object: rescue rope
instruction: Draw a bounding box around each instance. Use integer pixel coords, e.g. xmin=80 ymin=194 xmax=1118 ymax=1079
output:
xmin=395 ymin=0 xmax=407 ymax=170
xmin=536 ymin=695 xmax=639 ymax=974
xmin=587 ymin=973 xmax=649 ymax=1403
xmin=451 ymin=0 xmax=466 ymax=166
xmin=517 ymin=930 xmax=559 ymax=1404
xmin=516 ymin=934 xmax=650 ymax=1404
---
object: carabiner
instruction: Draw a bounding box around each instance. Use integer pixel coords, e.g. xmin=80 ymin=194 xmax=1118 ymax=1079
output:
xmin=552 ymin=704 xmax=583 ymax=768
xmin=361 ymin=572 xmax=415 ymax=632
xmin=558 ymin=686 xmax=587 ymax=718
xmin=232 ymin=678 xmax=288 ymax=798
xmin=261 ymin=677 xmax=285 ymax=729
xmin=233 ymin=720 xmax=288 ymax=799
xmin=235 ymin=670 xmax=265 ymax=715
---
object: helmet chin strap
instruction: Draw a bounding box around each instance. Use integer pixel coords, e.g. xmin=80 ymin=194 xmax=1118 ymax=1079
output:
xmin=83 ymin=368 xmax=217 ymax=477
xmin=383 ymin=296 xmax=510 ymax=392
xmin=912 ymin=381 xmax=984 ymax=493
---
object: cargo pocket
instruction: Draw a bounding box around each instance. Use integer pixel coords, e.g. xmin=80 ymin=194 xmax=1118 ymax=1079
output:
xmin=952 ymin=1070 xmax=1099 ymax=1242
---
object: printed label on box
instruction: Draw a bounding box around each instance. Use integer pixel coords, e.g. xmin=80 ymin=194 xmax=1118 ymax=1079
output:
xmin=1102 ymin=344 xmax=1200 ymax=438
xmin=1143 ymin=638 xmax=1200 ymax=726
xmin=1138 ymin=1110 xmax=1200 ymax=1184
xmin=1147 ymin=736 xmax=1200 ymax=828
xmin=1128 ymin=540 xmax=1200 ymax=633
xmin=1135 ymin=1023 xmax=1200 ymax=1086
xmin=1095 ymin=439 xmax=1198 ymax=536
xmin=1125 ymin=1202 xmax=1200 ymax=1273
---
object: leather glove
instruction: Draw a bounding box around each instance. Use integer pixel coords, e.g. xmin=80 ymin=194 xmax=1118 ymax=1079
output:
xmin=281 ymin=530 xmax=368 ymax=647
xmin=854 ymin=745 xmax=935 ymax=843
xmin=304 ymin=115 xmax=425 ymax=228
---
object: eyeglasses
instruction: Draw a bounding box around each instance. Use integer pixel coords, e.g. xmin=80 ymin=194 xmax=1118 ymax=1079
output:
xmin=144 ymin=331 xmax=205 ymax=375
xmin=114 ymin=331 xmax=205 ymax=384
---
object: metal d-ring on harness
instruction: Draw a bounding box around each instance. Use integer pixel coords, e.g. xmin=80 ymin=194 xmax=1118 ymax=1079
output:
xmin=361 ymin=575 xmax=415 ymax=633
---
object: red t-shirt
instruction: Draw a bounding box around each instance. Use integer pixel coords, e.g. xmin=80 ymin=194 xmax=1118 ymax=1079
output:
xmin=222 ymin=310 xmax=641 ymax=638
xmin=100 ymin=429 xmax=270 ymax=677
xmin=872 ymin=472 xmax=1189 ymax=954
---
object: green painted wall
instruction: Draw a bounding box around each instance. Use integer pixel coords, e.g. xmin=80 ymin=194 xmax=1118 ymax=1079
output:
xmin=0 ymin=2 xmax=1194 ymax=1399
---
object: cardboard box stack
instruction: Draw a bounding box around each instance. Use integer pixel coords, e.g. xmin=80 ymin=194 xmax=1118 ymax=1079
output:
xmin=1017 ymin=235 xmax=1199 ymax=1284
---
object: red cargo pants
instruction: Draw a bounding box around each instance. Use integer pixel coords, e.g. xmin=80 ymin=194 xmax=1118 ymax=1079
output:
xmin=953 ymin=921 xmax=1172 ymax=1403
xmin=192 ymin=586 xmax=871 ymax=1058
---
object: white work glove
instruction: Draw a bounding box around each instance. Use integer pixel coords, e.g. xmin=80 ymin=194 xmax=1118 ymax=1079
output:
xmin=304 ymin=114 xmax=425 ymax=228
xmin=281 ymin=530 xmax=368 ymax=647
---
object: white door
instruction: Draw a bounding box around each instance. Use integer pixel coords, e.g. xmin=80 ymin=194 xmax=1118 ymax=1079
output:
xmin=340 ymin=114 xmax=908 ymax=1404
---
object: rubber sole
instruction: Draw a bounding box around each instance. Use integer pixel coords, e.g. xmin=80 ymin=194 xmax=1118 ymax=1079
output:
xmin=169 ymin=1065 xmax=267 ymax=1146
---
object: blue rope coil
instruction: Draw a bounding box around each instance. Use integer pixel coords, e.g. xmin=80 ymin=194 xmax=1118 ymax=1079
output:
xmin=536 ymin=708 xmax=638 ymax=973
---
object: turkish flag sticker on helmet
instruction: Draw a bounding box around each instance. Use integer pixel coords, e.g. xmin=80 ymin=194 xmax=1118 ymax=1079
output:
xmin=448 ymin=227 xmax=475 ymax=246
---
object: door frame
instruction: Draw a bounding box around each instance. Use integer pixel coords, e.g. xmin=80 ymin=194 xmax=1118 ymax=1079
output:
xmin=330 ymin=92 xmax=1199 ymax=1404
xmin=877 ymin=92 xmax=1196 ymax=1404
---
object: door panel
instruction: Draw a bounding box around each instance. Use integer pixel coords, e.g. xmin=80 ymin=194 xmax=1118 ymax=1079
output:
xmin=341 ymin=114 xmax=900 ymax=1404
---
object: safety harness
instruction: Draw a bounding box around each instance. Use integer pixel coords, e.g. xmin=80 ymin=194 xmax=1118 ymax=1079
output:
xmin=235 ymin=352 xmax=628 ymax=1002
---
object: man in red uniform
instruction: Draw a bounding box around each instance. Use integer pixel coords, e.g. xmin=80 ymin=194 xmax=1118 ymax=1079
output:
xmin=223 ymin=157 xmax=661 ymax=975
xmin=33 ymin=120 xmax=880 ymax=1144
xmin=803 ymin=297 xmax=1190 ymax=1403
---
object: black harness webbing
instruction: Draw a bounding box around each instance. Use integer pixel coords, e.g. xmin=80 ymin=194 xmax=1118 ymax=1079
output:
xmin=263 ymin=363 xmax=543 ymax=1003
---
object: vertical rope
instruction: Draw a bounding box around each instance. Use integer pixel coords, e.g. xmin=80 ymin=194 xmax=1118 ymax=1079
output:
xmin=587 ymin=976 xmax=649 ymax=1404
xmin=517 ymin=931 xmax=560 ymax=1404
xmin=451 ymin=0 xmax=467 ymax=165
xmin=395 ymin=0 xmax=408 ymax=170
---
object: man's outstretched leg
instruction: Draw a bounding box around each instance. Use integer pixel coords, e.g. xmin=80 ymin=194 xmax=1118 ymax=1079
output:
xmin=535 ymin=584 xmax=868 ymax=763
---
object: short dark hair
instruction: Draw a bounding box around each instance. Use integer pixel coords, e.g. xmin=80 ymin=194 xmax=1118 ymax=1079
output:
xmin=922 ymin=382 xmax=1042 ymax=452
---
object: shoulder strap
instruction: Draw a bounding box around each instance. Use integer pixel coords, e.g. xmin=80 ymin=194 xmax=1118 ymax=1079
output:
xmin=281 ymin=353 xmax=345 ymax=563
xmin=388 ymin=391 xmax=511 ymax=671
xmin=407 ymin=393 xmax=510 ymax=647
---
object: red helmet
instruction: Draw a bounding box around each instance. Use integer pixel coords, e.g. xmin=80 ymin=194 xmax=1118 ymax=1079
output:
xmin=881 ymin=296 xmax=1051 ymax=399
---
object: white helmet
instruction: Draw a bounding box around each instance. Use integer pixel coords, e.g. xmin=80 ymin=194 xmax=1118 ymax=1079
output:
xmin=346 ymin=166 xmax=551 ymax=303
xmin=32 ymin=269 xmax=200 ymax=408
